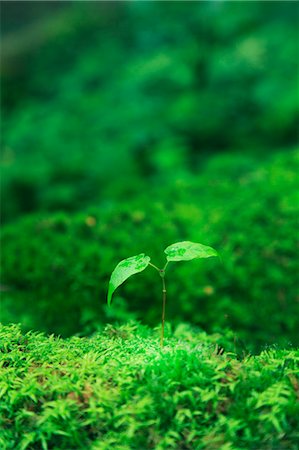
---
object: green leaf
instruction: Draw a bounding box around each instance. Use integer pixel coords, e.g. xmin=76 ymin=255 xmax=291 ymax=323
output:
xmin=164 ymin=241 xmax=218 ymax=262
xmin=107 ymin=253 xmax=150 ymax=306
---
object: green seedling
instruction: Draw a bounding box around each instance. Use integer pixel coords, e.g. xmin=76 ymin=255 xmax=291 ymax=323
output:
xmin=107 ymin=241 xmax=218 ymax=347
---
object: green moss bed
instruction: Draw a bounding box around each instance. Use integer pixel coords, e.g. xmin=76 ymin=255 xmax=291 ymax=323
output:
xmin=0 ymin=323 xmax=298 ymax=450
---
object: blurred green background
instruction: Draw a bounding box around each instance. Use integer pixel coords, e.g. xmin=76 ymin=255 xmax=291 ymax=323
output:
xmin=1 ymin=1 xmax=298 ymax=351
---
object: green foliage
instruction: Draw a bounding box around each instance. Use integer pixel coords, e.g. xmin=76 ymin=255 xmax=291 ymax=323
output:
xmin=108 ymin=241 xmax=218 ymax=304
xmin=108 ymin=254 xmax=151 ymax=307
xmin=0 ymin=323 xmax=298 ymax=450
xmin=1 ymin=2 xmax=298 ymax=222
xmin=165 ymin=241 xmax=218 ymax=262
xmin=1 ymin=150 xmax=298 ymax=349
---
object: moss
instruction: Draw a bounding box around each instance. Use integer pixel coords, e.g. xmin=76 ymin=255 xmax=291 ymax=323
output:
xmin=1 ymin=323 xmax=298 ymax=450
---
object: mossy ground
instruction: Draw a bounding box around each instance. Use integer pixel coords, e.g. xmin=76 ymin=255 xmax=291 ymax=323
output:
xmin=1 ymin=322 xmax=298 ymax=450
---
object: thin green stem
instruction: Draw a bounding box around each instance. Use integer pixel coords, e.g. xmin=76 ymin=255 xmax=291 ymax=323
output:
xmin=160 ymin=275 xmax=166 ymax=348
xmin=163 ymin=260 xmax=169 ymax=272
xmin=148 ymin=262 xmax=161 ymax=272
xmin=149 ymin=260 xmax=169 ymax=347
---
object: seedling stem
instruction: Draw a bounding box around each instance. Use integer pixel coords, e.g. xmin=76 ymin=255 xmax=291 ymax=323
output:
xmin=160 ymin=272 xmax=166 ymax=347
xmin=149 ymin=262 xmax=168 ymax=347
